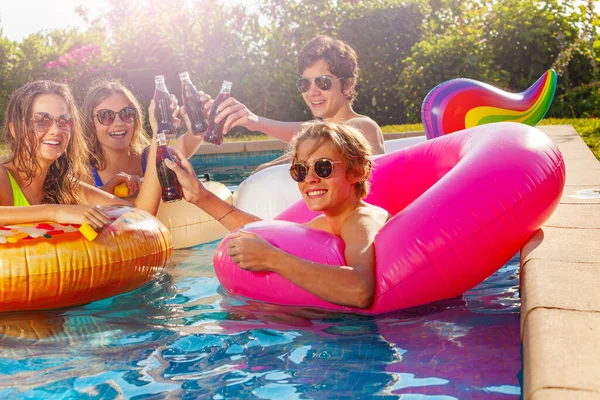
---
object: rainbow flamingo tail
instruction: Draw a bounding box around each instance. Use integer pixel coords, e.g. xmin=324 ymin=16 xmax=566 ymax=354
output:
xmin=421 ymin=69 xmax=557 ymax=139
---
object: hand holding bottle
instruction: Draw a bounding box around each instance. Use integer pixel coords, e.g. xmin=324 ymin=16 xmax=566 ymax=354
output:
xmin=150 ymin=83 xmax=184 ymax=203
xmin=180 ymin=71 xmax=209 ymax=136
xmin=204 ymin=80 xmax=233 ymax=145
xmin=163 ymin=148 xmax=207 ymax=205
xmin=153 ymin=75 xmax=182 ymax=138
xmin=213 ymin=96 xmax=259 ymax=134
xmin=148 ymin=98 xmax=180 ymax=137
xmin=179 ymin=95 xmax=213 ymax=136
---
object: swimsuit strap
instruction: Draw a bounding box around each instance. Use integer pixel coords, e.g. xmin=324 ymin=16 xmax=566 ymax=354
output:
xmin=7 ymin=170 xmax=30 ymax=206
xmin=91 ymin=166 xmax=103 ymax=187
xmin=91 ymin=149 xmax=148 ymax=188
xmin=141 ymin=146 xmax=149 ymax=175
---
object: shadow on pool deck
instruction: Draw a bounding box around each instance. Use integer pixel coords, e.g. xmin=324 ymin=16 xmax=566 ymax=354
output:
xmin=197 ymin=125 xmax=600 ymax=399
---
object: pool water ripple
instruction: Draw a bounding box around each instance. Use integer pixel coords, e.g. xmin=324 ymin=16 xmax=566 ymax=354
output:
xmin=0 ymin=250 xmax=521 ymax=399
xmin=0 ymin=152 xmax=522 ymax=399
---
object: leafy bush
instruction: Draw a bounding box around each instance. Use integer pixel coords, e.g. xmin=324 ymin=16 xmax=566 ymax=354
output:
xmin=0 ymin=0 xmax=598 ymax=133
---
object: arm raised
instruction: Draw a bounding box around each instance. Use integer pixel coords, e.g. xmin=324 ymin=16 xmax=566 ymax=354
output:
xmin=165 ymin=147 xmax=260 ymax=231
xmin=215 ymin=97 xmax=305 ymax=142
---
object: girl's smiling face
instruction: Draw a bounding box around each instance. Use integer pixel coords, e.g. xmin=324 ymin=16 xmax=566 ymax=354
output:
xmin=30 ymin=94 xmax=71 ymax=166
xmin=92 ymin=93 xmax=135 ymax=153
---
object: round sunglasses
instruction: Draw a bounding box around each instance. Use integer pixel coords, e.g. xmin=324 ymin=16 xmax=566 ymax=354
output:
xmin=30 ymin=112 xmax=73 ymax=134
xmin=289 ymin=159 xmax=344 ymax=182
xmin=296 ymin=75 xmax=345 ymax=93
xmin=93 ymin=106 xmax=137 ymax=126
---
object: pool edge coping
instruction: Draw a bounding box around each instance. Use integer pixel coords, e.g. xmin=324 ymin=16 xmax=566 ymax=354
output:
xmin=193 ymin=131 xmax=426 ymax=155
xmin=521 ymin=125 xmax=600 ymax=399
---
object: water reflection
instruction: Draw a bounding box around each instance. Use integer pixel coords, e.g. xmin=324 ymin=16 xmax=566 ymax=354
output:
xmin=0 ymin=245 xmax=521 ymax=399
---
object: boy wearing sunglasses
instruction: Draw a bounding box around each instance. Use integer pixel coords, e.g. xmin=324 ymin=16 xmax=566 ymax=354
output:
xmin=165 ymin=122 xmax=389 ymax=309
xmin=211 ymin=35 xmax=385 ymax=173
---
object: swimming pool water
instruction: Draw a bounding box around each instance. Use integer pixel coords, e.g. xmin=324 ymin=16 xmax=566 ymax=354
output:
xmin=189 ymin=150 xmax=284 ymax=191
xmin=0 ymin=152 xmax=522 ymax=399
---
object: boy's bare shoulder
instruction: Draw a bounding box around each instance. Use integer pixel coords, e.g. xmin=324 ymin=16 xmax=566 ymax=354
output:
xmin=346 ymin=203 xmax=389 ymax=230
xmin=345 ymin=115 xmax=380 ymax=131
xmin=344 ymin=116 xmax=385 ymax=154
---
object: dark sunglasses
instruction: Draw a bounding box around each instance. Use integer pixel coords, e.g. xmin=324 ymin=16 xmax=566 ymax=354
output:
xmin=93 ymin=106 xmax=137 ymax=126
xmin=30 ymin=112 xmax=73 ymax=134
xmin=289 ymin=159 xmax=344 ymax=182
xmin=296 ymin=75 xmax=345 ymax=93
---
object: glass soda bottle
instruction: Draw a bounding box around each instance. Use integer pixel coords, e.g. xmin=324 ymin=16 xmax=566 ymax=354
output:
xmin=153 ymin=75 xmax=176 ymax=137
xmin=179 ymin=71 xmax=208 ymax=136
xmin=204 ymin=80 xmax=232 ymax=146
xmin=156 ymin=132 xmax=183 ymax=203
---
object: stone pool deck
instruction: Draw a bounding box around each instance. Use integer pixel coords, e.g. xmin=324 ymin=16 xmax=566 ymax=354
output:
xmin=196 ymin=125 xmax=599 ymax=399
xmin=521 ymin=125 xmax=600 ymax=400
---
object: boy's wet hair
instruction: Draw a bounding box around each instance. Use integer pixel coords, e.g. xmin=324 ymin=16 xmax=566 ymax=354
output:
xmin=298 ymin=35 xmax=359 ymax=103
xmin=289 ymin=121 xmax=372 ymax=198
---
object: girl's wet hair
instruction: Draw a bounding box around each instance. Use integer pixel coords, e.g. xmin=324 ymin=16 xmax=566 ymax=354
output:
xmin=289 ymin=121 xmax=373 ymax=198
xmin=2 ymin=80 xmax=89 ymax=204
xmin=298 ymin=35 xmax=359 ymax=103
xmin=82 ymin=79 xmax=149 ymax=171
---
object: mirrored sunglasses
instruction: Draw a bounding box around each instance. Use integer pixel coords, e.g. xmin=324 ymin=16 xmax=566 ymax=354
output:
xmin=30 ymin=112 xmax=73 ymax=134
xmin=296 ymin=75 xmax=345 ymax=93
xmin=289 ymin=159 xmax=344 ymax=182
xmin=93 ymin=106 xmax=137 ymax=126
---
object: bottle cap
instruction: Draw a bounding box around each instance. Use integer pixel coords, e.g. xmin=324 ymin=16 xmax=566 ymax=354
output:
xmin=179 ymin=71 xmax=190 ymax=80
xmin=155 ymin=75 xmax=165 ymax=82
xmin=156 ymin=132 xmax=169 ymax=144
xmin=221 ymin=80 xmax=232 ymax=91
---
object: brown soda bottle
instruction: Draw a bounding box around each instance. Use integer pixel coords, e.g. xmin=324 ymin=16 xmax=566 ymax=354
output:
xmin=155 ymin=132 xmax=183 ymax=203
xmin=204 ymin=80 xmax=232 ymax=146
xmin=179 ymin=71 xmax=208 ymax=136
xmin=154 ymin=75 xmax=176 ymax=138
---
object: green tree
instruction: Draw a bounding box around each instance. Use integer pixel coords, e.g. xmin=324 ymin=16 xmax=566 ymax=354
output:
xmin=245 ymin=0 xmax=343 ymax=123
xmin=484 ymin=0 xmax=577 ymax=89
xmin=86 ymin=0 xmax=250 ymax=110
xmin=339 ymin=0 xmax=426 ymax=124
xmin=1 ymin=0 xmax=598 ymax=129
xmin=549 ymin=0 xmax=600 ymax=117
xmin=398 ymin=0 xmax=492 ymax=122
xmin=0 ymin=30 xmax=16 ymax=130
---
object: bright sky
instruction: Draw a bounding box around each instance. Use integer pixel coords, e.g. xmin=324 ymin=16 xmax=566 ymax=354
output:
xmin=0 ymin=0 xmax=257 ymax=42
xmin=2 ymin=0 xmax=596 ymax=43
xmin=0 ymin=0 xmax=97 ymax=41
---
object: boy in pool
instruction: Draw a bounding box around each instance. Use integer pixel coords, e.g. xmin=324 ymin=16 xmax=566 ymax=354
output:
xmin=165 ymin=121 xmax=389 ymax=308
xmin=201 ymin=35 xmax=384 ymax=173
